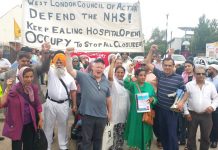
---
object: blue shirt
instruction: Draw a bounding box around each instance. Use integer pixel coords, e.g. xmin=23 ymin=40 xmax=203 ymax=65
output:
xmin=207 ymin=75 xmax=218 ymax=92
xmin=154 ymin=68 xmax=186 ymax=110
xmin=76 ymin=71 xmax=110 ymax=118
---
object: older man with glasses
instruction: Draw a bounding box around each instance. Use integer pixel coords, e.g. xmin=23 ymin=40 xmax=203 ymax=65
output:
xmin=178 ymin=66 xmax=218 ymax=150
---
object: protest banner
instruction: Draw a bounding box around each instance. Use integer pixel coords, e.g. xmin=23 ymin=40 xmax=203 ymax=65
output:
xmin=22 ymin=0 xmax=144 ymax=52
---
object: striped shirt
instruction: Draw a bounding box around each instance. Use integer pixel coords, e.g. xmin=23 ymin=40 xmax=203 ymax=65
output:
xmin=154 ymin=68 xmax=186 ymax=110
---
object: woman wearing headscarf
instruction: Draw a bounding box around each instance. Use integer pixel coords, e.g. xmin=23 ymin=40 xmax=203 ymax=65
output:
xmin=108 ymin=57 xmax=130 ymax=150
xmin=124 ymin=65 xmax=157 ymax=150
xmin=0 ymin=66 xmax=43 ymax=150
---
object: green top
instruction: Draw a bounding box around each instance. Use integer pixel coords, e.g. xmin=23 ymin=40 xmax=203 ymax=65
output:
xmin=124 ymin=76 xmax=157 ymax=150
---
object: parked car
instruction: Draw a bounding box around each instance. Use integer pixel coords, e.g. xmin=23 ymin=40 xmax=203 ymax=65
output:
xmin=193 ymin=57 xmax=218 ymax=68
xmin=171 ymin=54 xmax=186 ymax=65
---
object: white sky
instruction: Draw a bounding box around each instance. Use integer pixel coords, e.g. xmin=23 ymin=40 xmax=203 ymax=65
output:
xmin=1 ymin=0 xmax=218 ymax=40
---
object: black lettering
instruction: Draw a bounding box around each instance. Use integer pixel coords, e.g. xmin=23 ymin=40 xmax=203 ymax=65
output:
xmin=25 ymin=31 xmax=36 ymax=43
xmin=29 ymin=8 xmax=37 ymax=18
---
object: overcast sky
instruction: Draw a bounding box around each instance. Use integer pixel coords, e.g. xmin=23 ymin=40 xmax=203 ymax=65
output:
xmin=1 ymin=0 xmax=218 ymax=40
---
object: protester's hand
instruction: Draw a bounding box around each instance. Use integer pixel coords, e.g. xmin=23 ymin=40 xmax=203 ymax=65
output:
xmin=185 ymin=114 xmax=192 ymax=121
xmin=148 ymin=97 xmax=154 ymax=104
xmin=41 ymin=42 xmax=51 ymax=51
xmin=111 ymin=56 xmax=116 ymax=64
xmin=72 ymin=105 xmax=77 ymax=113
xmin=66 ymin=47 xmax=75 ymax=53
xmin=128 ymin=63 xmax=134 ymax=73
xmin=176 ymin=101 xmax=184 ymax=112
xmin=38 ymin=118 xmax=43 ymax=129
xmin=6 ymin=78 xmax=14 ymax=89
xmin=205 ymin=106 xmax=214 ymax=114
xmin=131 ymin=76 xmax=137 ymax=82
xmin=150 ymin=44 xmax=158 ymax=52
xmin=167 ymin=48 xmax=175 ymax=55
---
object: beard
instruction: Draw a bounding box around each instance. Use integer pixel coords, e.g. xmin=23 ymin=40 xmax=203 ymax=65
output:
xmin=207 ymin=72 xmax=212 ymax=77
xmin=55 ymin=67 xmax=66 ymax=78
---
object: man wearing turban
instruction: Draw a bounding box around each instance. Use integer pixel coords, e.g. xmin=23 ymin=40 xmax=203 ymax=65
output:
xmin=44 ymin=51 xmax=77 ymax=150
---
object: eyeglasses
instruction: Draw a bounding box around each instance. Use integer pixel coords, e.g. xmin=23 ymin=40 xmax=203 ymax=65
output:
xmin=73 ymin=61 xmax=78 ymax=62
xmin=97 ymin=81 xmax=101 ymax=91
xmin=196 ymin=73 xmax=206 ymax=76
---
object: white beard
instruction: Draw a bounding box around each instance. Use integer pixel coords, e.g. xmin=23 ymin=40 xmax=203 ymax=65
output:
xmin=55 ymin=67 xmax=66 ymax=78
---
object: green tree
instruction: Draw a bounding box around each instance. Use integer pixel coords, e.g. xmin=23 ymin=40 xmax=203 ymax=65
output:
xmin=191 ymin=15 xmax=218 ymax=54
xmin=145 ymin=27 xmax=167 ymax=55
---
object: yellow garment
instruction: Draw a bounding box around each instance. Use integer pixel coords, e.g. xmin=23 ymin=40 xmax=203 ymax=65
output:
xmin=52 ymin=53 xmax=66 ymax=66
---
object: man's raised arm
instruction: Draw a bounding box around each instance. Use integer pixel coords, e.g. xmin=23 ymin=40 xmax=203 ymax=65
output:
xmin=144 ymin=44 xmax=158 ymax=72
xmin=65 ymin=48 xmax=77 ymax=78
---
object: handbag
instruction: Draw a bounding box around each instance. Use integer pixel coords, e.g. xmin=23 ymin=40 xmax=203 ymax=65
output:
xmin=33 ymin=129 xmax=48 ymax=150
xmin=142 ymin=109 xmax=155 ymax=125
xmin=102 ymin=122 xmax=114 ymax=150
xmin=135 ymin=83 xmax=155 ymax=125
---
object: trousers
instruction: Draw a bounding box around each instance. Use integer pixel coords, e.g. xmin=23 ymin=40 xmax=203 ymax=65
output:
xmin=43 ymin=99 xmax=70 ymax=150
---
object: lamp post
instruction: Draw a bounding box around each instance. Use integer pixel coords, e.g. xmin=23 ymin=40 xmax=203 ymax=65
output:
xmin=166 ymin=14 xmax=169 ymax=50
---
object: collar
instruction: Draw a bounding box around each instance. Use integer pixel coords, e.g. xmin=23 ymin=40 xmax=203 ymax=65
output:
xmin=89 ymin=72 xmax=106 ymax=81
xmin=164 ymin=72 xmax=176 ymax=77
xmin=193 ymin=80 xmax=209 ymax=85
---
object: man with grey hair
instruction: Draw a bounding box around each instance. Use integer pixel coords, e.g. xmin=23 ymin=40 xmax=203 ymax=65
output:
xmin=207 ymin=64 xmax=218 ymax=148
xmin=178 ymin=66 xmax=218 ymax=150
xmin=44 ymin=51 xmax=77 ymax=150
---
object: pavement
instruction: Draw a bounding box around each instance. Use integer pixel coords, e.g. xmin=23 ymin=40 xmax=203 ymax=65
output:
xmin=0 ymin=115 xmax=211 ymax=150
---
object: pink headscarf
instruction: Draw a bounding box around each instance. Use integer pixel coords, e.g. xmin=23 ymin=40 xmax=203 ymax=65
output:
xmin=182 ymin=71 xmax=195 ymax=84
xmin=18 ymin=66 xmax=34 ymax=102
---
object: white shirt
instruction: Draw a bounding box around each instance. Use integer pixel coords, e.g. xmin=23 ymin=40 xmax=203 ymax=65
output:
xmin=0 ymin=58 xmax=11 ymax=80
xmin=0 ymin=58 xmax=11 ymax=68
xmin=47 ymin=66 xmax=77 ymax=101
xmin=110 ymin=78 xmax=130 ymax=124
xmin=184 ymin=80 xmax=218 ymax=114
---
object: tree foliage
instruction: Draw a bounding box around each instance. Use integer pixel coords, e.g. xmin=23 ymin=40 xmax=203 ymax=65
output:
xmin=191 ymin=15 xmax=218 ymax=54
xmin=145 ymin=27 xmax=167 ymax=55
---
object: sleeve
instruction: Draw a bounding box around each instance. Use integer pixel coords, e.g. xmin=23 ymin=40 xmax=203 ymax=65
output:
xmin=5 ymin=59 xmax=11 ymax=68
xmin=106 ymin=87 xmax=110 ymax=97
xmin=153 ymin=67 xmax=162 ymax=79
xmin=75 ymin=70 xmax=86 ymax=84
xmin=179 ymin=76 xmax=186 ymax=92
xmin=33 ymin=85 xmax=42 ymax=113
xmin=70 ymin=78 xmax=77 ymax=91
xmin=149 ymin=83 xmax=157 ymax=107
xmin=124 ymin=75 xmax=134 ymax=91
xmin=183 ymin=83 xmax=190 ymax=115
xmin=35 ymin=56 xmax=51 ymax=75
xmin=210 ymin=84 xmax=218 ymax=110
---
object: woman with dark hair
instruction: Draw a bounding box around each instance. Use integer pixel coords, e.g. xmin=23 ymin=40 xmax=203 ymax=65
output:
xmin=124 ymin=65 xmax=157 ymax=150
xmin=182 ymin=60 xmax=195 ymax=83
xmin=178 ymin=60 xmax=195 ymax=148
xmin=0 ymin=66 xmax=43 ymax=150
xmin=108 ymin=57 xmax=130 ymax=150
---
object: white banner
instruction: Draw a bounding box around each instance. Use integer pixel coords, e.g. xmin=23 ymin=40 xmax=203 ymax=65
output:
xmin=22 ymin=0 xmax=144 ymax=52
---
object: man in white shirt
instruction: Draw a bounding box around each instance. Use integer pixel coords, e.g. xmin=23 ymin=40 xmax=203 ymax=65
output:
xmin=43 ymin=51 xmax=77 ymax=150
xmin=179 ymin=66 xmax=218 ymax=150
xmin=207 ymin=64 xmax=218 ymax=148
